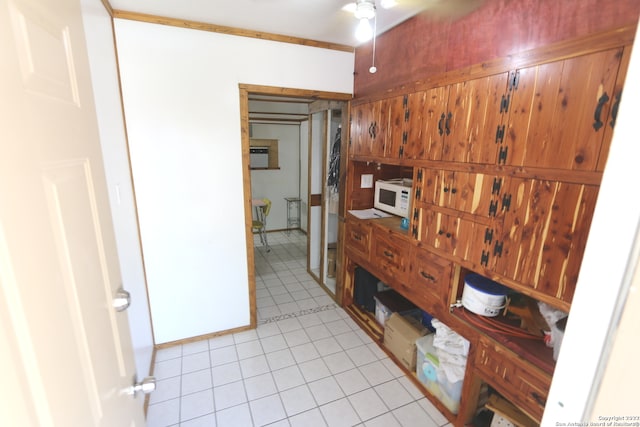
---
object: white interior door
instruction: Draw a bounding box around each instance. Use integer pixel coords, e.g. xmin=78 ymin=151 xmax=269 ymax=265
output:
xmin=0 ymin=0 xmax=145 ymax=425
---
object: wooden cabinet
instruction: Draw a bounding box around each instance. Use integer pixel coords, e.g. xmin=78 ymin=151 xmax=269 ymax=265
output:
xmin=416 ymin=168 xmax=499 ymax=216
xmin=503 ymin=48 xmax=625 ymax=171
xmin=475 ymin=337 xmax=551 ymax=423
xmin=387 ymin=91 xmax=431 ymax=160
xmin=441 ymin=73 xmax=510 ymax=164
xmin=344 ymin=217 xmax=372 ymax=265
xmin=492 ymin=178 xmax=600 ymax=304
xmin=412 ymin=167 xmax=502 ymax=269
xmin=402 ymin=244 xmax=453 ymax=317
xmin=342 ymin=29 xmax=633 ymax=427
xmin=350 ymin=100 xmax=388 ymax=158
xmin=371 ymin=226 xmax=410 ymax=285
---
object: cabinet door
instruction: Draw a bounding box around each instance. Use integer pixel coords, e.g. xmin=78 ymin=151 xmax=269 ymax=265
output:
xmin=403 ymin=244 xmax=453 ymax=316
xmin=387 ymin=94 xmax=407 ymax=159
xmin=419 ymin=86 xmax=448 ymax=161
xmin=417 ymin=168 xmax=502 ymax=218
xmin=475 ymin=337 xmax=551 ymax=423
xmin=492 ymin=178 xmax=599 ymax=303
xmin=345 ymin=218 xmax=372 ymax=264
xmin=401 ymin=91 xmax=428 ymax=160
xmin=416 ymin=208 xmax=490 ymax=264
xmin=372 ymin=228 xmax=409 ymax=285
xmin=505 ymin=48 xmax=623 ymax=171
xmin=414 ymin=167 xmax=438 ymax=205
xmin=438 ymin=171 xmax=499 ymax=217
xmin=442 ymin=73 xmax=509 ymax=164
xmin=350 ymin=101 xmax=387 ymax=158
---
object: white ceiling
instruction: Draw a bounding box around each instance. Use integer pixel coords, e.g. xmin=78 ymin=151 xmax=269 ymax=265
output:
xmin=107 ymin=0 xmax=437 ymax=47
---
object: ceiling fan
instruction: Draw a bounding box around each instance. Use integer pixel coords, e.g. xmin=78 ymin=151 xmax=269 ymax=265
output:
xmin=343 ymin=0 xmax=485 ymax=73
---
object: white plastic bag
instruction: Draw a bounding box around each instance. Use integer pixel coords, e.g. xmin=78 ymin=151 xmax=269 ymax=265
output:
xmin=538 ymin=302 xmax=568 ymax=360
xmin=431 ymin=318 xmax=470 ymax=383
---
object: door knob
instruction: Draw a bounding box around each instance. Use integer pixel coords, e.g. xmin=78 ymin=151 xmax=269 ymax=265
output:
xmin=112 ymin=287 xmax=131 ymax=312
xmin=124 ymin=376 xmax=156 ymax=397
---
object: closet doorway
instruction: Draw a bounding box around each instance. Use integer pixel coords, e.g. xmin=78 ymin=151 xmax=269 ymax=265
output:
xmin=307 ymin=102 xmax=348 ymax=297
xmin=239 ymin=85 xmax=350 ymax=322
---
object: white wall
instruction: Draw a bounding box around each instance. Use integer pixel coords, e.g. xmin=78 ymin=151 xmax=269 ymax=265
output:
xmin=250 ymin=123 xmax=301 ymax=231
xmin=80 ymin=0 xmax=154 ymax=380
xmin=114 ymin=19 xmax=354 ymax=344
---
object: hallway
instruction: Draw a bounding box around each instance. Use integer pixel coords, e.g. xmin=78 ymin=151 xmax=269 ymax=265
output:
xmin=146 ymin=231 xmax=450 ymax=426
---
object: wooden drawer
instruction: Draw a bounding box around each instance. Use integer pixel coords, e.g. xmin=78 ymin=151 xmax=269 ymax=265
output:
xmin=345 ymin=219 xmax=371 ymax=263
xmin=475 ymin=337 xmax=551 ymax=422
xmin=372 ymin=228 xmax=409 ymax=285
xmin=400 ymin=244 xmax=452 ymax=316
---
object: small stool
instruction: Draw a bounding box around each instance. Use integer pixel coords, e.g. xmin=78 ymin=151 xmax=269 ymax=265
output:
xmin=284 ymin=197 xmax=301 ymax=234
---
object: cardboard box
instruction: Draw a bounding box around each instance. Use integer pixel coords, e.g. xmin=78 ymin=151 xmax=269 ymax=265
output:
xmin=374 ymin=290 xmax=419 ymax=326
xmin=327 ymin=243 xmax=336 ymax=278
xmin=383 ymin=312 xmax=429 ymax=371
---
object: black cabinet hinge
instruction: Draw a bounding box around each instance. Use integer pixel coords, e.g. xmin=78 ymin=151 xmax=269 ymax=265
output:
xmin=484 ymin=228 xmax=494 ymax=245
xmin=492 ymin=177 xmax=502 ymax=195
xmin=508 ymin=70 xmax=520 ymax=91
xmin=489 ymin=200 xmax=499 ymax=217
xmin=498 ymin=146 xmax=508 ymax=165
xmin=495 ymin=125 xmax=505 ymax=144
xmin=481 ymin=250 xmax=490 ymax=267
xmin=500 ymin=93 xmax=511 ymax=113
xmin=502 ymin=194 xmax=512 ymax=212
xmin=494 ymin=240 xmax=504 ymax=257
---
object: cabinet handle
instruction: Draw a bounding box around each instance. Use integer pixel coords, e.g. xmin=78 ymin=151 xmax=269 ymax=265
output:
xmin=531 ymin=392 xmax=546 ymax=407
xmin=592 ymin=92 xmax=610 ymax=131
xmin=610 ymin=91 xmax=621 ymax=128
xmin=445 ymin=112 xmax=452 ymax=135
xmin=353 ymin=234 xmax=362 ymax=241
xmin=438 ymin=113 xmax=445 ymax=136
xmin=368 ymin=121 xmax=378 ymax=138
xmin=383 ymin=250 xmax=394 ymax=258
xmin=420 ymin=271 xmax=436 ymax=281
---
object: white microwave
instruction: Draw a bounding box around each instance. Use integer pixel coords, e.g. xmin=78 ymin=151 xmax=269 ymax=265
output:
xmin=374 ymin=178 xmax=413 ymax=217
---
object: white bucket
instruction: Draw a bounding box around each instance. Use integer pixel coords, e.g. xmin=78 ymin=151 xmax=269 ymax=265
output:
xmin=461 ymin=274 xmax=509 ymax=317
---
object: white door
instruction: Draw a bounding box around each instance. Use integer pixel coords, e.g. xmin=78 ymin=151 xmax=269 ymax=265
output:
xmin=0 ymin=0 xmax=145 ymax=425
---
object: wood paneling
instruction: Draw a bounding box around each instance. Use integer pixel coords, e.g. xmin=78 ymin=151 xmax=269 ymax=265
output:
xmin=354 ymin=0 xmax=640 ymax=98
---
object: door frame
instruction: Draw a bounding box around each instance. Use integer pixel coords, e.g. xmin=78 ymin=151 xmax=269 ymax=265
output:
xmin=238 ymin=84 xmax=351 ymax=324
xmin=307 ymin=102 xmax=349 ymax=302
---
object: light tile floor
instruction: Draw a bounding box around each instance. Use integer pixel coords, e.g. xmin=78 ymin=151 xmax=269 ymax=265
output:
xmin=146 ymin=231 xmax=451 ymax=427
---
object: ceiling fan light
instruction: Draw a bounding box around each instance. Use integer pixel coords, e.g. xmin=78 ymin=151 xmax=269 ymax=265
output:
xmin=354 ymin=0 xmax=375 ymax=20
xmin=355 ymin=18 xmax=373 ymax=42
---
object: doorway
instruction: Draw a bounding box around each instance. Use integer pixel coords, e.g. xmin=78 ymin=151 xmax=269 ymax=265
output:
xmin=307 ymin=103 xmax=347 ymax=297
xmin=239 ymin=85 xmax=351 ymax=323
